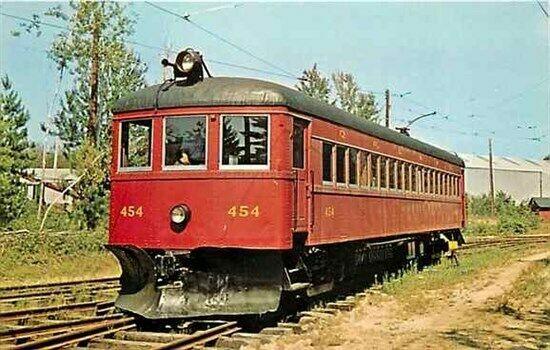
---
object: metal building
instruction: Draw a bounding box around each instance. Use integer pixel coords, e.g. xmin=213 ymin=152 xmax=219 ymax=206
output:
xmin=459 ymin=154 xmax=550 ymax=202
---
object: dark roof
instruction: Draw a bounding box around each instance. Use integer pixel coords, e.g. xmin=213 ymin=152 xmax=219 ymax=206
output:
xmin=529 ymin=197 xmax=550 ymax=209
xmin=113 ymin=77 xmax=464 ymax=167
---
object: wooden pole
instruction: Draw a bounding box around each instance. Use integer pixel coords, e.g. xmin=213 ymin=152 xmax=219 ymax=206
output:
xmin=385 ymin=89 xmax=391 ymax=128
xmin=87 ymin=5 xmax=101 ymax=144
xmin=488 ymin=138 xmax=495 ymax=215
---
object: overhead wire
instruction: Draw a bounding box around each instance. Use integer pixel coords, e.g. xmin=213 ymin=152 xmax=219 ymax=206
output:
xmin=1 ymin=11 xmax=301 ymax=81
xmin=143 ymin=1 xmax=302 ymax=80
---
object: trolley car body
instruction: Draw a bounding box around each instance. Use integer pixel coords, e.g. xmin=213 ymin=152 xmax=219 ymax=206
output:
xmin=108 ymin=77 xmax=465 ymax=320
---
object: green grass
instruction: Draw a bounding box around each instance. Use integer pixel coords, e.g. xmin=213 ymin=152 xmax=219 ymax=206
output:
xmin=0 ymin=230 xmax=119 ymax=286
xmin=380 ymin=243 xmax=549 ymax=314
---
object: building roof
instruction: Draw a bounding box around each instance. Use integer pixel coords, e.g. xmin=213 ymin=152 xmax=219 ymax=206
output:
xmin=459 ymin=154 xmax=550 ymax=172
xmin=113 ymin=77 xmax=464 ymax=167
xmin=24 ymin=168 xmax=77 ymax=182
xmin=529 ymin=197 xmax=550 ymax=209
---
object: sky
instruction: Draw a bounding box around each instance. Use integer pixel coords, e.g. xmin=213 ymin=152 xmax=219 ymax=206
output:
xmin=1 ymin=1 xmax=549 ymax=159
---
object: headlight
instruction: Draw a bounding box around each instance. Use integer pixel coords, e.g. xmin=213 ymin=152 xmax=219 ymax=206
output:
xmin=170 ymin=205 xmax=189 ymax=224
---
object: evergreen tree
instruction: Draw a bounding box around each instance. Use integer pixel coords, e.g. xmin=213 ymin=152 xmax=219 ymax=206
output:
xmin=332 ymin=71 xmax=379 ymax=123
xmin=296 ymin=64 xmax=380 ymax=123
xmin=44 ymin=1 xmax=147 ymax=152
xmin=296 ymin=64 xmax=331 ymax=103
xmin=0 ymin=75 xmax=31 ymax=226
xmin=18 ymin=1 xmax=147 ymax=229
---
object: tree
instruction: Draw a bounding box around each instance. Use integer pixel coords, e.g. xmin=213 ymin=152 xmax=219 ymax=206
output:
xmin=296 ymin=64 xmax=331 ymax=103
xmin=18 ymin=1 xmax=147 ymax=229
xmin=332 ymin=72 xmax=379 ymax=123
xmin=0 ymin=75 xmax=32 ymax=226
xmin=45 ymin=2 xmax=147 ymax=152
xmin=296 ymin=64 xmax=380 ymax=123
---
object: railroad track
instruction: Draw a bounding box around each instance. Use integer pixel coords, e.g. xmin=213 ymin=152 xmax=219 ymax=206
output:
xmin=1 ymin=236 xmax=548 ymax=349
xmin=0 ymin=277 xmax=120 ymax=307
xmin=460 ymin=234 xmax=550 ymax=252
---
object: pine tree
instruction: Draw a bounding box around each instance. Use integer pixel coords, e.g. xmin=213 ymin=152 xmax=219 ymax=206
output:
xmin=45 ymin=1 xmax=147 ymax=152
xmin=0 ymin=75 xmax=31 ymax=226
xmin=296 ymin=65 xmax=380 ymax=123
xmin=332 ymin=72 xmax=379 ymax=123
xmin=17 ymin=1 xmax=147 ymax=229
xmin=296 ymin=64 xmax=331 ymax=103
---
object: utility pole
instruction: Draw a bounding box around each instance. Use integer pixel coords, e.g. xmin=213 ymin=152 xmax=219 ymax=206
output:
xmin=37 ymin=142 xmax=47 ymax=218
xmin=488 ymin=138 xmax=495 ymax=215
xmin=87 ymin=5 xmax=101 ymax=145
xmin=385 ymin=89 xmax=391 ymax=128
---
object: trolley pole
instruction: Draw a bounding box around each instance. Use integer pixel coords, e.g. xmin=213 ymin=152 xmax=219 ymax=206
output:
xmin=488 ymin=138 xmax=495 ymax=215
xmin=385 ymin=89 xmax=391 ymax=128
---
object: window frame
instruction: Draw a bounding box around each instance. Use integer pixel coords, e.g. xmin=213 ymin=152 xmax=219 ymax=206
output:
xmin=336 ymin=145 xmax=347 ymax=186
xmin=219 ymin=114 xmax=271 ymax=170
xmin=162 ymin=115 xmax=208 ymax=171
xmin=118 ymin=118 xmax=154 ymax=173
xmin=322 ymin=142 xmax=334 ymax=185
xmin=292 ymin=118 xmax=308 ymax=170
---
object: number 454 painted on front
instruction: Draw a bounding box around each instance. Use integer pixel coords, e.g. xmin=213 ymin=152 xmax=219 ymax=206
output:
xmin=228 ymin=205 xmax=260 ymax=218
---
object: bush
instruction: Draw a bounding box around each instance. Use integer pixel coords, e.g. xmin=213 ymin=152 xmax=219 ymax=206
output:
xmin=467 ymin=191 xmax=540 ymax=235
xmin=0 ymin=229 xmax=107 ymax=269
xmin=2 ymin=201 xmax=79 ymax=232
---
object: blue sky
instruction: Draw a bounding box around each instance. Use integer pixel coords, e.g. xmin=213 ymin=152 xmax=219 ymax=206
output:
xmin=1 ymin=1 xmax=548 ymax=158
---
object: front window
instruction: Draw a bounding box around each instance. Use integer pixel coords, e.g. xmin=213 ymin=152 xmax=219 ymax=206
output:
xmin=164 ymin=116 xmax=206 ymax=168
xmin=120 ymin=119 xmax=152 ymax=169
xmin=221 ymin=116 xmax=268 ymax=167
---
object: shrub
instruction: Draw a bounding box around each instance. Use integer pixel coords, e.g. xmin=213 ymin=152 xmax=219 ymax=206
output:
xmin=467 ymin=191 xmax=540 ymax=235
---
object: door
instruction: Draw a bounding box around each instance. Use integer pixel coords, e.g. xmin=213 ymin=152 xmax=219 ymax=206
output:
xmin=292 ymin=117 xmax=310 ymax=232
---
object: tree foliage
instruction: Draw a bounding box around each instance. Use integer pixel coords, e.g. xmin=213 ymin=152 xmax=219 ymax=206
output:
xmin=17 ymin=1 xmax=148 ymax=229
xmin=0 ymin=75 xmax=32 ymax=226
xmin=44 ymin=1 xmax=147 ymax=152
xmin=296 ymin=64 xmax=380 ymax=123
xmin=296 ymin=64 xmax=331 ymax=103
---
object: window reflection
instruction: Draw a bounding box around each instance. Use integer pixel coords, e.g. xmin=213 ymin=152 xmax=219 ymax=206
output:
xmin=222 ymin=116 xmax=268 ymax=166
xmin=164 ymin=117 xmax=206 ymax=167
xmin=120 ymin=120 xmax=152 ymax=169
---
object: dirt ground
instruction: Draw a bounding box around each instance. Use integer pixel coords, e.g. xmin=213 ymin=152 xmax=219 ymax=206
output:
xmin=258 ymin=248 xmax=550 ymax=350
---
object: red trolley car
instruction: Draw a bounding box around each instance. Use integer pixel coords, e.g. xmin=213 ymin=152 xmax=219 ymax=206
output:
xmin=108 ymin=53 xmax=465 ymax=320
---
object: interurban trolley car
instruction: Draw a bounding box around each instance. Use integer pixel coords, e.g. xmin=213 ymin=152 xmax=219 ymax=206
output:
xmin=107 ymin=49 xmax=465 ymax=321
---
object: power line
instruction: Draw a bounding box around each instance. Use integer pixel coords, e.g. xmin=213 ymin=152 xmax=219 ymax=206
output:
xmin=1 ymin=11 xmax=300 ymax=81
xmin=536 ymin=0 xmax=549 ymax=18
xmin=143 ymin=1 xmax=301 ymax=80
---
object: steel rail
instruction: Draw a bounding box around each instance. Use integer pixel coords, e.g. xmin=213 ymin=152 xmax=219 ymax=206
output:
xmin=0 ymin=277 xmax=119 ymax=293
xmin=0 ymin=300 xmax=113 ymax=322
xmin=0 ymin=314 xmax=123 ymax=345
xmin=11 ymin=317 xmax=135 ymax=350
xmin=0 ymin=284 xmax=119 ymax=303
xmin=153 ymin=322 xmax=240 ymax=350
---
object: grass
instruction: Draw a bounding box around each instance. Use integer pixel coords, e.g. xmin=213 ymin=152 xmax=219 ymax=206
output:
xmin=380 ymin=240 xmax=549 ymax=315
xmin=0 ymin=230 xmax=119 ymax=287
xmin=491 ymin=257 xmax=550 ymax=318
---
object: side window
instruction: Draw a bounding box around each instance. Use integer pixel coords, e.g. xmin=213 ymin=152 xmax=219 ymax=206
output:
xmin=322 ymin=142 xmax=333 ymax=182
xmin=221 ymin=116 xmax=268 ymax=167
xmin=411 ymin=166 xmax=417 ymax=192
xmin=292 ymin=119 xmax=307 ymax=169
xmin=348 ymin=149 xmax=358 ymax=185
xmin=380 ymin=156 xmax=387 ymax=188
xmin=371 ymin=154 xmax=379 ymax=188
xmin=336 ymin=146 xmax=346 ymax=184
xmin=120 ymin=119 xmax=152 ymax=169
xmin=358 ymin=151 xmax=368 ymax=187
xmin=164 ymin=116 xmax=206 ymax=168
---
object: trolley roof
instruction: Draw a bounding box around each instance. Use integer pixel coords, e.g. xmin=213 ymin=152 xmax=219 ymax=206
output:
xmin=113 ymin=77 xmax=464 ymax=167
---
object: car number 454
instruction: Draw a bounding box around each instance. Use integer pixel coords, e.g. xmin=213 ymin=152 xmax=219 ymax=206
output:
xmin=120 ymin=206 xmax=143 ymax=218
xmin=228 ymin=205 xmax=260 ymax=218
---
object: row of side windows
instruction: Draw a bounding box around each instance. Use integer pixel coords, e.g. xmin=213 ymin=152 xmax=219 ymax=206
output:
xmin=322 ymin=142 xmax=460 ymax=197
